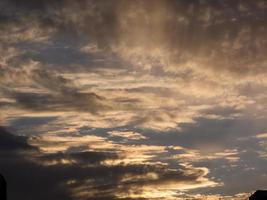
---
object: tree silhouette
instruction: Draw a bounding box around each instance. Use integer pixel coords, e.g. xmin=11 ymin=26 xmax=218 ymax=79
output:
xmin=0 ymin=174 xmax=6 ymax=200
xmin=249 ymin=190 xmax=267 ymax=200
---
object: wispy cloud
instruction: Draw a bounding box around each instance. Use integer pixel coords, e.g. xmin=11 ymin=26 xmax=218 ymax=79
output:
xmin=1 ymin=0 xmax=267 ymax=199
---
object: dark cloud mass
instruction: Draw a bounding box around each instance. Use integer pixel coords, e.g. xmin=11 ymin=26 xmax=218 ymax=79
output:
xmin=0 ymin=127 xmax=34 ymax=151
xmin=0 ymin=127 xmax=214 ymax=200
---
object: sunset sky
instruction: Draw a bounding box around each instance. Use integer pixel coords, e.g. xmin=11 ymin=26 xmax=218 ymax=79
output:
xmin=0 ymin=0 xmax=267 ymax=199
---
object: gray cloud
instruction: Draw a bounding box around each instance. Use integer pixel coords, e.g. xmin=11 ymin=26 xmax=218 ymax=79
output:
xmin=1 ymin=0 xmax=266 ymax=77
xmin=1 ymin=1 xmax=267 ymax=199
xmin=0 ymin=127 xmax=215 ymax=200
xmin=0 ymin=127 xmax=35 ymax=151
xmin=0 ymin=60 xmax=110 ymax=113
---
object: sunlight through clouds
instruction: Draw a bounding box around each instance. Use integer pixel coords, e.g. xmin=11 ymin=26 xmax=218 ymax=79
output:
xmin=1 ymin=0 xmax=267 ymax=199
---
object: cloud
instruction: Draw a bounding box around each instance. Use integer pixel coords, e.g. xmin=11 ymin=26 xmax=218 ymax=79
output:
xmin=1 ymin=1 xmax=267 ymax=199
xmin=0 ymin=58 xmax=111 ymax=115
xmin=0 ymin=127 xmax=72 ymax=200
xmin=255 ymin=132 xmax=267 ymax=139
xmin=1 ymin=0 xmax=267 ymax=131
xmin=0 ymin=127 xmax=218 ymax=200
xmin=1 ymin=0 xmax=266 ymax=77
xmin=108 ymin=130 xmax=147 ymax=141
xmin=0 ymin=126 xmax=36 ymax=151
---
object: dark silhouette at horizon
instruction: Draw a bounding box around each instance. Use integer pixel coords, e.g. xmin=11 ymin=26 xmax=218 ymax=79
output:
xmin=0 ymin=171 xmax=266 ymax=200
xmin=0 ymin=174 xmax=7 ymax=200
xmin=249 ymin=190 xmax=267 ymax=200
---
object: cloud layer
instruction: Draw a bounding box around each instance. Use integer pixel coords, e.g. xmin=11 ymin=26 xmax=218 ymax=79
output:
xmin=1 ymin=0 xmax=267 ymax=199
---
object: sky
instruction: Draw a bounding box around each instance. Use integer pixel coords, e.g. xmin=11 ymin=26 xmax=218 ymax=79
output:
xmin=0 ymin=0 xmax=267 ymax=199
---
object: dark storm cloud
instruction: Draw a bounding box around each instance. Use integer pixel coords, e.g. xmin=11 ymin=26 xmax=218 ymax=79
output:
xmin=0 ymin=127 xmax=35 ymax=151
xmin=0 ymin=127 xmax=71 ymax=200
xmin=0 ymin=127 xmax=117 ymax=200
xmin=0 ymin=127 xmax=213 ymax=200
